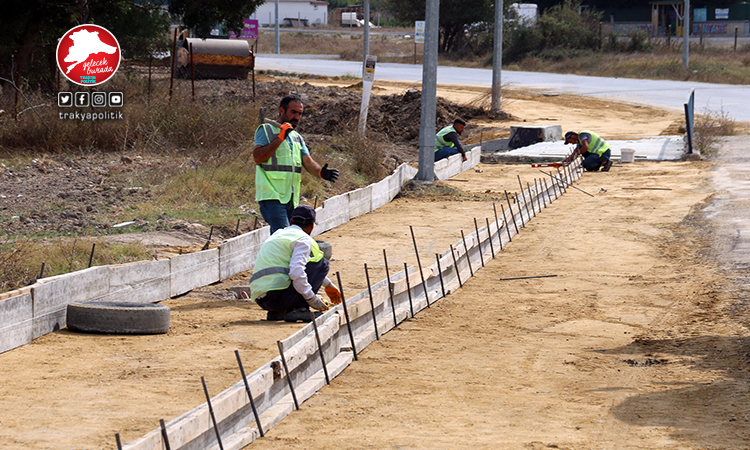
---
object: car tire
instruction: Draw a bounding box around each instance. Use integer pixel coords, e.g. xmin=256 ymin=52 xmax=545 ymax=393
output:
xmin=66 ymin=302 xmax=171 ymax=335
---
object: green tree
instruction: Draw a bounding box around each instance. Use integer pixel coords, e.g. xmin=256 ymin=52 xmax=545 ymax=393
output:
xmin=503 ymin=0 xmax=603 ymax=63
xmin=385 ymin=0 xmax=495 ymax=53
xmin=0 ymin=0 xmax=170 ymax=88
xmin=168 ymin=0 xmax=266 ymax=39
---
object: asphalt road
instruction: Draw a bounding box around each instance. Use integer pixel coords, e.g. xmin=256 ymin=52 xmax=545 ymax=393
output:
xmin=256 ymin=54 xmax=750 ymax=122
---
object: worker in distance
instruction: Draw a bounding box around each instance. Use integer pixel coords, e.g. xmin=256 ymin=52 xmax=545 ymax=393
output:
xmin=564 ymin=130 xmax=613 ymax=172
xmin=249 ymin=205 xmax=342 ymax=322
xmin=254 ymin=94 xmax=339 ymax=234
xmin=434 ymin=118 xmax=468 ymax=162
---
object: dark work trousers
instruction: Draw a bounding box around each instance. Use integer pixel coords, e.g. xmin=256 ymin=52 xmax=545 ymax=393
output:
xmin=582 ymin=149 xmax=611 ymax=171
xmin=256 ymin=258 xmax=329 ymax=313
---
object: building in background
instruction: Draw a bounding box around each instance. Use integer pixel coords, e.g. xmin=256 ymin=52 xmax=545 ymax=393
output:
xmin=252 ymin=0 xmax=329 ymax=27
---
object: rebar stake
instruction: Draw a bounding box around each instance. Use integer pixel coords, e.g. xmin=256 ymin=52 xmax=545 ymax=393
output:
xmin=403 ymin=263 xmax=415 ymax=317
xmin=383 ymin=249 xmax=398 ymax=327
xmin=494 ymin=202 xmax=509 ymax=247
xmin=485 ymin=218 xmax=496 ymax=258
xmin=527 ymin=181 xmax=536 ymax=216
xmin=409 ymin=226 xmax=430 ymax=308
xmin=449 ymin=244 xmax=462 ymax=288
xmin=473 ymin=218 xmax=485 ymax=267
xmin=461 ymin=230 xmax=474 ymax=277
xmin=515 ymin=194 xmax=526 ymax=227
xmin=39 ymin=262 xmax=45 ymax=280
xmin=235 ymin=219 xmax=241 ymax=237
xmin=336 ymin=272 xmax=357 ymax=360
xmin=518 ymin=175 xmax=532 ymax=219
xmin=160 ymin=419 xmax=172 ymax=450
xmin=364 ymin=263 xmax=380 ymax=340
xmin=435 ymin=253 xmax=446 ymax=298
xmin=234 ymin=350 xmax=264 ymax=437
xmin=504 ymin=191 xmax=519 ymax=234
xmin=88 ymin=243 xmax=96 ymax=268
xmin=309 ymin=310 xmax=330 ymax=385
xmin=201 ymin=376 xmax=224 ymax=450
xmin=115 ymin=433 xmax=122 ymax=450
xmin=277 ymin=341 xmax=299 ymax=410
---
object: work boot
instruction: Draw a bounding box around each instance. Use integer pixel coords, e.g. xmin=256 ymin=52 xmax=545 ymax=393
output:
xmin=601 ymin=159 xmax=613 ymax=172
xmin=283 ymin=307 xmax=321 ymax=323
xmin=266 ymin=310 xmax=285 ymax=321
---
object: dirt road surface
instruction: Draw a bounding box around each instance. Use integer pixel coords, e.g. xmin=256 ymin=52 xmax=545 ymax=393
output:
xmin=1 ymin=82 xmax=748 ymax=450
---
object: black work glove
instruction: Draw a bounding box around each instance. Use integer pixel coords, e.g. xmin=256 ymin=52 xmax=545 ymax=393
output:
xmin=319 ymin=163 xmax=339 ymax=183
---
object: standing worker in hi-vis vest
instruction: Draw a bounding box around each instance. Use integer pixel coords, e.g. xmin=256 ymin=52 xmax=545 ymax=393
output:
xmin=249 ymin=205 xmax=342 ymax=322
xmin=564 ymin=130 xmax=613 ymax=172
xmin=254 ymin=95 xmax=339 ymax=234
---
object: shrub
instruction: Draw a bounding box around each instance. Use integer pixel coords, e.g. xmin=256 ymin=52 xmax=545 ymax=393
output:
xmin=693 ymin=106 xmax=737 ymax=154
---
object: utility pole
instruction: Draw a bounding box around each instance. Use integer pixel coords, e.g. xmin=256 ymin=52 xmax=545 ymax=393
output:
xmin=274 ymin=0 xmax=280 ymax=54
xmin=363 ymin=0 xmax=370 ymax=72
xmin=416 ymin=0 xmax=439 ymax=181
xmin=491 ymin=0 xmax=503 ymax=115
xmin=682 ymin=0 xmax=690 ymax=68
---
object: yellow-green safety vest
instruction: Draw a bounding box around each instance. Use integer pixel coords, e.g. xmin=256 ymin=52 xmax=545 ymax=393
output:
xmin=255 ymin=123 xmax=304 ymax=207
xmin=248 ymin=226 xmax=324 ymax=302
xmin=435 ymin=125 xmax=457 ymax=151
xmin=579 ymin=130 xmax=611 ymax=156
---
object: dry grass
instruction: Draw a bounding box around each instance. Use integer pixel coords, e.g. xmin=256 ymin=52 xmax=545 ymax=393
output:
xmin=693 ymin=106 xmax=738 ymax=154
xmin=0 ymin=237 xmax=150 ymax=292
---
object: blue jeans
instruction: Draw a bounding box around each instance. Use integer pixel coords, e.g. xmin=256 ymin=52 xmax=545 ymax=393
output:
xmin=259 ymin=200 xmax=294 ymax=235
xmin=434 ymin=146 xmax=460 ymax=162
xmin=582 ymin=149 xmax=611 ymax=171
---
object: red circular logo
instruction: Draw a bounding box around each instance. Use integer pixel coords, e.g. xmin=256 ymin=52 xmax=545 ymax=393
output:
xmin=56 ymin=24 xmax=121 ymax=87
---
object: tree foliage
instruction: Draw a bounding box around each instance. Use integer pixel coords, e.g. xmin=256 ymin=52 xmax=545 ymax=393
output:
xmin=0 ymin=0 xmax=170 ymax=88
xmin=504 ymin=0 xmax=603 ymax=63
xmin=385 ymin=0 xmax=496 ymax=53
xmin=168 ymin=0 xmax=266 ymax=39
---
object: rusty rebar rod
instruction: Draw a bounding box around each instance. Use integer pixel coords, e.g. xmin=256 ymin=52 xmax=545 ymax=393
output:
xmin=336 ymin=272 xmax=357 ymax=360
xmin=473 ymin=218 xmax=485 ymax=267
xmin=309 ymin=310 xmax=330 ymax=385
xmin=403 ymin=263 xmax=415 ymax=317
xmin=486 ymin=218 xmax=495 ymax=258
xmin=461 ymin=230 xmax=474 ymax=277
xmin=450 ymin=245 xmax=462 ymax=288
xmin=383 ymin=249 xmax=398 ymax=327
xmin=201 ymin=376 xmax=224 ymax=450
xmin=364 ymin=263 xmax=380 ymax=340
xmin=277 ymin=341 xmax=299 ymax=410
xmin=409 ymin=226 xmax=430 ymax=308
xmin=504 ymin=191 xmax=519 ymax=234
xmin=88 ymin=243 xmax=96 ymax=268
xmin=160 ymin=419 xmax=172 ymax=450
xmin=234 ymin=350 xmax=264 ymax=437
xmin=435 ymin=253 xmax=446 ymax=297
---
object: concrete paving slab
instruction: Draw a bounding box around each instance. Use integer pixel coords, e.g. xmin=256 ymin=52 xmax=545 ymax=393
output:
xmin=485 ymin=136 xmax=687 ymax=163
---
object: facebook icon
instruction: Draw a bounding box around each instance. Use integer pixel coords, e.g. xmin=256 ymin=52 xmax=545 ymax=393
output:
xmin=74 ymin=92 xmax=89 ymax=107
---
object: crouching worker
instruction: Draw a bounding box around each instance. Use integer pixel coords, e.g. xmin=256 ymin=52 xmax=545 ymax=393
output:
xmin=564 ymin=130 xmax=613 ymax=172
xmin=249 ymin=205 xmax=342 ymax=323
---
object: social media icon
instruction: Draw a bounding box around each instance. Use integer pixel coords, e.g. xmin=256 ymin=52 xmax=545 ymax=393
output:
xmin=58 ymin=92 xmax=73 ymax=107
xmin=75 ymin=92 xmax=89 ymax=107
xmin=109 ymin=92 xmax=123 ymax=107
xmin=92 ymin=92 xmax=106 ymax=107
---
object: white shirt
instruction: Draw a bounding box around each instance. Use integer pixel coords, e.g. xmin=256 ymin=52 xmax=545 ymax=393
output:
xmin=287 ymin=225 xmax=330 ymax=300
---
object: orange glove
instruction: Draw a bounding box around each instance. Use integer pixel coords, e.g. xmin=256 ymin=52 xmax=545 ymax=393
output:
xmin=324 ymin=285 xmax=342 ymax=305
xmin=278 ymin=122 xmax=293 ymax=141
